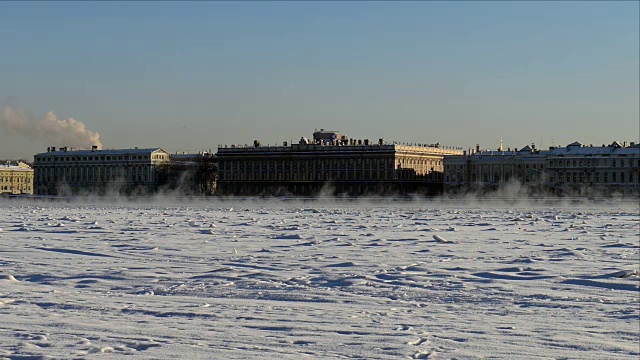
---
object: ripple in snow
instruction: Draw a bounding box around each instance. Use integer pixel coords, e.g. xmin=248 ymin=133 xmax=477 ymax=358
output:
xmin=273 ymin=234 xmax=304 ymax=240
xmin=0 ymin=274 xmax=18 ymax=282
xmin=607 ymin=270 xmax=639 ymax=279
xmin=433 ymin=235 xmax=457 ymax=244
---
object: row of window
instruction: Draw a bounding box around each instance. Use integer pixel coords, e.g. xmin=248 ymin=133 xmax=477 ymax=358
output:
xmin=220 ymin=158 xmax=397 ymax=170
xmin=447 ymin=157 xmax=640 ymax=170
xmin=447 ymin=170 xmax=639 ymax=184
xmin=221 ymin=170 xmax=395 ymax=181
xmin=553 ymin=172 xmax=637 ymax=184
xmin=0 ymin=185 xmax=31 ymax=192
xmin=0 ymin=177 xmax=32 ymax=183
xmin=37 ymin=166 xmax=150 ymax=177
xmin=220 ymin=168 xmax=443 ymax=182
xmin=220 ymin=158 xmax=441 ymax=177
xmin=446 ymin=163 xmax=544 ymax=170
xmin=35 ymin=165 xmax=156 ymax=185
xmin=36 ymin=154 xmax=168 ymax=162
xmin=447 ymin=172 xmax=540 ymax=183
xmin=37 ymin=173 xmax=152 ymax=184
xmin=549 ymin=158 xmax=639 ymax=168
xmin=224 ymin=164 xmax=396 ymax=173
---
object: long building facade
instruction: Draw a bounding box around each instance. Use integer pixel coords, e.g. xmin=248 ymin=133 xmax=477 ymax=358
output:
xmin=444 ymin=141 xmax=640 ymax=196
xmin=546 ymin=141 xmax=640 ymax=196
xmin=216 ymin=130 xmax=463 ymax=196
xmin=33 ymin=147 xmax=170 ymax=196
xmin=0 ymin=162 xmax=34 ymax=195
xmin=444 ymin=144 xmax=548 ymax=194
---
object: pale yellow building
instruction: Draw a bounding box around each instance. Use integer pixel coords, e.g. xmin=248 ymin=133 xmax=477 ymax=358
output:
xmin=0 ymin=162 xmax=34 ymax=195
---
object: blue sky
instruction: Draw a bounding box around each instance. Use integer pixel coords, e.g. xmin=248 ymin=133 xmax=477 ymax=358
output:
xmin=1 ymin=1 xmax=638 ymax=159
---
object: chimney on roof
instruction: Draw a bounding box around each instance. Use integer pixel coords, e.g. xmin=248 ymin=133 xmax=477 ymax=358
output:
xmin=92 ymin=145 xmax=97 ymax=152
xmin=476 ymin=144 xmax=480 ymax=153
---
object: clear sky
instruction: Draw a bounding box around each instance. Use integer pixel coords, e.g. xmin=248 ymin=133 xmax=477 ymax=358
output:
xmin=1 ymin=1 xmax=638 ymax=159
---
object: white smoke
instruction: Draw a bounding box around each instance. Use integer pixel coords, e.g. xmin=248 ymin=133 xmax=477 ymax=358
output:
xmin=1 ymin=105 xmax=102 ymax=150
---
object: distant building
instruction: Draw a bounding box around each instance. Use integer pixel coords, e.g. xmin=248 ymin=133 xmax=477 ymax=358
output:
xmin=546 ymin=141 xmax=640 ymax=196
xmin=216 ymin=130 xmax=463 ymax=196
xmin=0 ymin=162 xmax=34 ymax=195
xmin=444 ymin=141 xmax=640 ymax=196
xmin=33 ymin=147 xmax=170 ymax=196
xmin=444 ymin=144 xmax=548 ymax=194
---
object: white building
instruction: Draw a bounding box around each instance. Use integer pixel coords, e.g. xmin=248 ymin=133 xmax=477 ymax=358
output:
xmin=546 ymin=141 xmax=640 ymax=196
xmin=444 ymin=144 xmax=548 ymax=194
xmin=33 ymin=147 xmax=170 ymax=196
xmin=444 ymin=141 xmax=640 ymax=197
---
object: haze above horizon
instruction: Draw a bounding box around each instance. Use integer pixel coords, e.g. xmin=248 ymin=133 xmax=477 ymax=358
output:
xmin=1 ymin=1 xmax=638 ymax=159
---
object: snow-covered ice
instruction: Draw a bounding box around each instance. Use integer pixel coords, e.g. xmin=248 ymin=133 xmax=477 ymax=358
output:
xmin=0 ymin=199 xmax=638 ymax=359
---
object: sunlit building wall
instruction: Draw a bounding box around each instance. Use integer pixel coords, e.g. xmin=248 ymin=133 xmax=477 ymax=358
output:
xmin=216 ymin=131 xmax=463 ymax=196
xmin=0 ymin=162 xmax=34 ymax=195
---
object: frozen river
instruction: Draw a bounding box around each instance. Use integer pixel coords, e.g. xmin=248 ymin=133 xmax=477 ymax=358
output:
xmin=0 ymin=198 xmax=638 ymax=359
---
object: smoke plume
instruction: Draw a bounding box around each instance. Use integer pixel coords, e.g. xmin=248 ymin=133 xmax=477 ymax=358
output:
xmin=1 ymin=105 xmax=102 ymax=150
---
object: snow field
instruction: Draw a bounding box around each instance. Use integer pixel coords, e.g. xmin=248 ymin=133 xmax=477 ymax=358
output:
xmin=0 ymin=202 xmax=638 ymax=359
